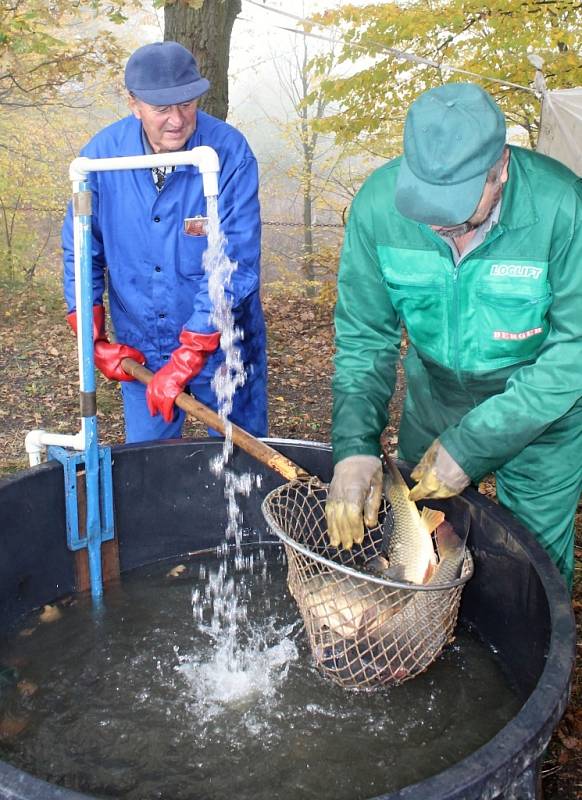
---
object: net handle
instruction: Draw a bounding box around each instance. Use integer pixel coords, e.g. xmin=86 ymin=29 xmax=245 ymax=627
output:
xmin=121 ymin=358 xmax=314 ymax=482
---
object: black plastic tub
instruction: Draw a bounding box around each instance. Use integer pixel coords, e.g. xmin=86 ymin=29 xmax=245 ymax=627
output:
xmin=0 ymin=438 xmax=575 ymax=800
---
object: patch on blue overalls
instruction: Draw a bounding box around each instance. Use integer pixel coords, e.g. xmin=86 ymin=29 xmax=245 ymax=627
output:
xmin=184 ymin=216 xmax=208 ymax=237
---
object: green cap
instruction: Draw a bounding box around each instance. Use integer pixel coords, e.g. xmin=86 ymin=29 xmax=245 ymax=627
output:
xmin=395 ymin=83 xmax=506 ymax=226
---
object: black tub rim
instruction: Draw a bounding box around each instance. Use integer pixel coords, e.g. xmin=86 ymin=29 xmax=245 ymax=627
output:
xmin=0 ymin=437 xmax=575 ymax=800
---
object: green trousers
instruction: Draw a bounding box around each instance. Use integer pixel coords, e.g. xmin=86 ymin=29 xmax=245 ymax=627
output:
xmin=398 ymin=350 xmax=581 ymax=591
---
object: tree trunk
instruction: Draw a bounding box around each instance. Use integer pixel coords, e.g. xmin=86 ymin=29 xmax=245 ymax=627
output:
xmin=302 ymin=165 xmax=316 ymax=296
xmin=164 ymin=0 xmax=241 ymax=121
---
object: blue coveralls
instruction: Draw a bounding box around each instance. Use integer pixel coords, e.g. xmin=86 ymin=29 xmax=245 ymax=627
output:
xmin=62 ymin=111 xmax=268 ymax=441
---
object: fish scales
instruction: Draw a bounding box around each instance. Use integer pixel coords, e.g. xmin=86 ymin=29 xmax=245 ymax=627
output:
xmin=377 ymin=459 xmax=444 ymax=584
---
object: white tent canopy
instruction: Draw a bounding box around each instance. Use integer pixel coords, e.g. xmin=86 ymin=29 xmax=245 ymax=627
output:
xmin=536 ymin=88 xmax=582 ymax=176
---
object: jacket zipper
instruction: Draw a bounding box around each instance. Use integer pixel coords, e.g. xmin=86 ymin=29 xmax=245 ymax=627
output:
xmin=452 ymin=264 xmax=463 ymax=385
xmin=421 ymin=227 xmax=465 ymax=387
xmin=451 ymin=224 xmax=505 ymax=392
xmin=424 ymin=222 xmax=505 ymax=387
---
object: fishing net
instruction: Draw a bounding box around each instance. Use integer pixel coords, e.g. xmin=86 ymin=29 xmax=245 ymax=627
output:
xmin=262 ymin=478 xmax=473 ymax=690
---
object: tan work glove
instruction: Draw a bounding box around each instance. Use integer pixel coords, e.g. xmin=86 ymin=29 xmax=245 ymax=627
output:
xmin=408 ymin=439 xmax=470 ymax=502
xmin=325 ymin=455 xmax=383 ymax=550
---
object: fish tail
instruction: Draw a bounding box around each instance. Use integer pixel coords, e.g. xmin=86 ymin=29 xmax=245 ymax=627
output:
xmin=436 ymin=521 xmax=463 ymax=559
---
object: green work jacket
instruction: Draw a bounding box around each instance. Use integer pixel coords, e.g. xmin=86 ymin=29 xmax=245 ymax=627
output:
xmin=332 ymin=146 xmax=582 ymax=480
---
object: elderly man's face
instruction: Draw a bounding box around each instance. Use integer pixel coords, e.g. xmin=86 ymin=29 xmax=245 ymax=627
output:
xmin=128 ymin=95 xmax=198 ymax=153
xmin=430 ymin=148 xmax=510 ymax=239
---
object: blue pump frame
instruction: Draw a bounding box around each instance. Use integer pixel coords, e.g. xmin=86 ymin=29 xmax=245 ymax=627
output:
xmin=62 ymin=149 xmax=219 ymax=602
xmin=47 ymin=445 xmax=115 ymax=553
xmin=61 ymin=177 xmax=109 ymax=601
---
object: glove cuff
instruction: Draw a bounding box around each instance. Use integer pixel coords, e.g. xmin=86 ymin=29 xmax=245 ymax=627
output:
xmin=334 ymin=454 xmax=382 ymax=473
xmin=66 ymin=305 xmax=107 ymax=342
xmin=179 ymin=330 xmax=220 ymax=353
xmin=168 ymin=331 xmax=221 ymax=380
xmin=434 ymin=442 xmax=470 ymax=493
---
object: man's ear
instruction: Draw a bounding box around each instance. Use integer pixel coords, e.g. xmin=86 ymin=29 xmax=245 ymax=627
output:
xmin=128 ymin=93 xmax=142 ymax=120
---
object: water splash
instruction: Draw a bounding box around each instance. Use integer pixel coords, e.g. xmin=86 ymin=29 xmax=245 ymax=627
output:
xmin=176 ymin=626 xmax=299 ymax=716
xmin=179 ymin=550 xmax=300 ymax=717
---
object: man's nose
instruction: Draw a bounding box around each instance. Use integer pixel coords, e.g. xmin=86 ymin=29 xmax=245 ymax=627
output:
xmin=167 ymin=106 xmax=184 ymax=125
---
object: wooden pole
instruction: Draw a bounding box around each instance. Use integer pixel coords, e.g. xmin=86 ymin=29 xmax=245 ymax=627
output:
xmin=121 ymin=358 xmax=314 ymax=483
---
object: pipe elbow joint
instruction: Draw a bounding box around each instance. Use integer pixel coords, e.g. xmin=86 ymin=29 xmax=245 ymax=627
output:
xmin=25 ymin=430 xmax=47 ymax=466
xmin=25 ymin=429 xmax=46 ymax=453
xmin=189 ymin=146 xmax=219 ymax=197
xmin=69 ymin=157 xmax=92 ymax=181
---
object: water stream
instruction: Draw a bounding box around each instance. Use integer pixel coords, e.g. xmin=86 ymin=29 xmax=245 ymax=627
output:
xmin=203 ymin=194 xmax=255 ymax=546
xmin=196 ymin=194 xmax=271 ymax=687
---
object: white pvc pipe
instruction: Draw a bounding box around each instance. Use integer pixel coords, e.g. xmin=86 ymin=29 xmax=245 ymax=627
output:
xmin=71 ymin=178 xmax=89 ymax=392
xmin=25 ymin=147 xmax=220 ymax=465
xmin=69 ymin=146 xmax=220 ymax=197
xmin=25 ymin=429 xmax=85 ymax=467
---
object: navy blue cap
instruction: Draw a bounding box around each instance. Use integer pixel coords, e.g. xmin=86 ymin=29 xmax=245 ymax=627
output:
xmin=125 ymin=41 xmax=210 ymax=105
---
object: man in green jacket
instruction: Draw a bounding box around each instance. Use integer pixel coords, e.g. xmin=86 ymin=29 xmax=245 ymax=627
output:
xmin=325 ymin=82 xmax=582 ymax=590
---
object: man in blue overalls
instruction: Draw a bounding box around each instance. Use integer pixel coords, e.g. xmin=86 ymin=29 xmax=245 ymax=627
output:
xmin=62 ymin=42 xmax=267 ymax=442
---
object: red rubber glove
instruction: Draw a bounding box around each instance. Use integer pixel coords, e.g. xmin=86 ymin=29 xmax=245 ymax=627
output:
xmin=67 ymin=305 xmax=146 ymax=382
xmin=146 ymin=330 xmax=221 ymax=422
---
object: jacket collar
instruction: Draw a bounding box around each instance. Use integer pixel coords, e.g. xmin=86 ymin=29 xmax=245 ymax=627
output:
xmin=498 ymin=146 xmax=539 ymax=230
